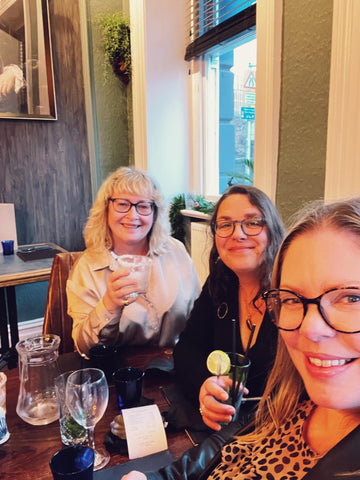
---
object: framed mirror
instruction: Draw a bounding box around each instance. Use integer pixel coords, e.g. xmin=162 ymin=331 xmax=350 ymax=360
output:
xmin=0 ymin=0 xmax=57 ymax=120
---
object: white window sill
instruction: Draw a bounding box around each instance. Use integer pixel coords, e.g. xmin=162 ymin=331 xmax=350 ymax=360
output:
xmin=180 ymin=209 xmax=211 ymax=220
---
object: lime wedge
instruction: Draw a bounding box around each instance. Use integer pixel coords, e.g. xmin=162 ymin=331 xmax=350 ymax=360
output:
xmin=207 ymin=350 xmax=231 ymax=375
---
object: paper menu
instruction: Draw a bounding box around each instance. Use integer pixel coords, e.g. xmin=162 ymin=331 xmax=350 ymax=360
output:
xmin=122 ymin=405 xmax=168 ymax=459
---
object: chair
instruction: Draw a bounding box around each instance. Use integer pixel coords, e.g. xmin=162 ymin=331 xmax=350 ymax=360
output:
xmin=43 ymin=251 xmax=82 ymax=354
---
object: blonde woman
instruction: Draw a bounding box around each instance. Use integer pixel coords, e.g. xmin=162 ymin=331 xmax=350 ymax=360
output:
xmin=123 ymin=197 xmax=360 ymax=479
xmin=67 ymin=167 xmax=200 ymax=356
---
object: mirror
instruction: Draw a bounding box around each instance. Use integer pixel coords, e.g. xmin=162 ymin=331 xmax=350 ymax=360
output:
xmin=0 ymin=0 xmax=56 ymax=120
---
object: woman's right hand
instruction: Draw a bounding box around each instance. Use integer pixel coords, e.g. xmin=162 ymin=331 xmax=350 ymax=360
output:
xmin=199 ymin=376 xmax=236 ymax=431
xmin=103 ymin=268 xmax=138 ymax=314
xmin=121 ymin=471 xmax=147 ymax=480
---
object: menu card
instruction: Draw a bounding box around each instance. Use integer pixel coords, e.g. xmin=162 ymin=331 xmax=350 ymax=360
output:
xmin=122 ymin=404 xmax=168 ymax=459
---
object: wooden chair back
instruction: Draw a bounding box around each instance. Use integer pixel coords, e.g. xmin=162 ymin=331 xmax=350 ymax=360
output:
xmin=43 ymin=251 xmax=82 ymax=354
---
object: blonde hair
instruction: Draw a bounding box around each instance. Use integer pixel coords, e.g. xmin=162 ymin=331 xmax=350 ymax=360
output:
xmin=239 ymin=197 xmax=360 ymax=443
xmin=84 ymin=167 xmax=170 ymax=255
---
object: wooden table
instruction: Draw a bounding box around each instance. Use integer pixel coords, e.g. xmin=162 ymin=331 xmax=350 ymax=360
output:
xmin=0 ymin=243 xmax=67 ymax=354
xmin=0 ymin=347 xmax=193 ymax=480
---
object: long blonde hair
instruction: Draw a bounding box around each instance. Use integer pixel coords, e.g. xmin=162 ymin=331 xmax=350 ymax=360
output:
xmin=84 ymin=167 xmax=170 ymax=255
xmin=240 ymin=197 xmax=360 ymax=443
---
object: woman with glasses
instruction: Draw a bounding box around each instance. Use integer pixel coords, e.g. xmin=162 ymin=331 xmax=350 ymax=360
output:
xmin=67 ymin=167 xmax=200 ymax=356
xmin=173 ymin=184 xmax=284 ymax=430
xmin=122 ymin=198 xmax=360 ymax=480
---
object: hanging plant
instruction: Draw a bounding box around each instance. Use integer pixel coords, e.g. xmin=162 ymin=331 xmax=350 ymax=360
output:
xmin=97 ymin=12 xmax=131 ymax=84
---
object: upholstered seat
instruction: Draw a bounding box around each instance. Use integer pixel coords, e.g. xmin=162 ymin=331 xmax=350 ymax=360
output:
xmin=43 ymin=251 xmax=82 ymax=354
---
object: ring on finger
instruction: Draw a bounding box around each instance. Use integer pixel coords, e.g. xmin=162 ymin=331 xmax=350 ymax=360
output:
xmin=122 ymin=298 xmax=129 ymax=307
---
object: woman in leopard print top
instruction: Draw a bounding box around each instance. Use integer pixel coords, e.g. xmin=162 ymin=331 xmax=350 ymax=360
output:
xmin=122 ymin=198 xmax=360 ymax=480
xmin=209 ymin=401 xmax=319 ymax=479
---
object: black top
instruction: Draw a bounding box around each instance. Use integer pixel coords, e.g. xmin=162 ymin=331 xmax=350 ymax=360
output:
xmin=173 ymin=275 xmax=278 ymax=402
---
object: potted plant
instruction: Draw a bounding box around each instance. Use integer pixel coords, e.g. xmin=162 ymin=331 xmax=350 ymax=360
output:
xmin=97 ymin=12 xmax=131 ymax=84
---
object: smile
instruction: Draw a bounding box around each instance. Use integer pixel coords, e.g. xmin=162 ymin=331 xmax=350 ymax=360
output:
xmin=229 ymin=245 xmax=253 ymax=251
xmin=121 ymin=223 xmax=140 ymax=229
xmin=308 ymin=357 xmax=354 ymax=367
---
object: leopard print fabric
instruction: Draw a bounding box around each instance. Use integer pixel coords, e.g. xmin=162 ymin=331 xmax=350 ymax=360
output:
xmin=208 ymin=401 xmax=321 ymax=480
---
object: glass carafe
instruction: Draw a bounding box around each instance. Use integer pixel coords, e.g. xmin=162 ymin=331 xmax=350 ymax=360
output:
xmin=16 ymin=334 xmax=60 ymax=425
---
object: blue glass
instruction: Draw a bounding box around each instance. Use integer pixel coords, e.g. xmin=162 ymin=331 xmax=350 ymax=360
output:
xmin=50 ymin=445 xmax=94 ymax=479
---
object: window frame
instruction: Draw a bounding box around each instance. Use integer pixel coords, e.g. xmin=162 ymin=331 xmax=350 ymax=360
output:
xmin=188 ymin=0 xmax=283 ymax=202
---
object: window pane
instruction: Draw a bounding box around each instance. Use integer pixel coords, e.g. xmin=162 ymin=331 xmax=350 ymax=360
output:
xmin=204 ymin=32 xmax=256 ymax=195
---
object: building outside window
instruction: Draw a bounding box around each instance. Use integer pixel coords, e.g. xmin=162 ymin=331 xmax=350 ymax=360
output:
xmin=204 ymin=33 xmax=256 ymax=194
xmin=186 ymin=1 xmax=257 ymax=196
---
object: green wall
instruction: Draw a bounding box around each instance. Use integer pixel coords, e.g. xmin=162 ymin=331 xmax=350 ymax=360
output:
xmin=86 ymin=0 xmax=133 ymax=186
xmin=276 ymin=0 xmax=333 ymax=225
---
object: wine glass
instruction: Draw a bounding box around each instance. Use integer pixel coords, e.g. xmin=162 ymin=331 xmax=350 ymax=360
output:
xmin=65 ymin=368 xmax=110 ymax=471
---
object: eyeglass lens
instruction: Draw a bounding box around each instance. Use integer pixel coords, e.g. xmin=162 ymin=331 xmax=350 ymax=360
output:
xmin=111 ymin=199 xmax=153 ymax=216
xmin=215 ymin=218 xmax=264 ymax=238
xmin=265 ymin=288 xmax=360 ymax=333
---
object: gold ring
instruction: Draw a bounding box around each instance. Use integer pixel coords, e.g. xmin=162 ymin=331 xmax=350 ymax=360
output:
xmin=122 ymin=298 xmax=129 ymax=307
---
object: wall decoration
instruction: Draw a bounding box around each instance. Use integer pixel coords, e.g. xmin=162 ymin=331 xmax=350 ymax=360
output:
xmin=97 ymin=12 xmax=131 ymax=85
xmin=0 ymin=0 xmax=56 ymax=120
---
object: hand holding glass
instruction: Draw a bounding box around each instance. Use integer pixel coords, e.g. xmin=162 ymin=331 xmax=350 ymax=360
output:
xmin=116 ymin=255 xmax=152 ymax=294
xmin=65 ymin=368 xmax=110 ymax=471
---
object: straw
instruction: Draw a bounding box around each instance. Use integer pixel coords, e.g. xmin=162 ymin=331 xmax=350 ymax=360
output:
xmin=230 ymin=319 xmax=236 ymax=400
xmin=234 ymin=323 xmax=256 ymax=402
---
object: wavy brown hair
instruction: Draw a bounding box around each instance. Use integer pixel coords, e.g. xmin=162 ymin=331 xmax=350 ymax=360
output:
xmin=208 ymin=184 xmax=284 ymax=305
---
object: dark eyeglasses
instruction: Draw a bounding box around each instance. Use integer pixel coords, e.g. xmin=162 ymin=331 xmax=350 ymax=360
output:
xmin=263 ymin=287 xmax=360 ymax=334
xmin=215 ymin=217 xmax=266 ymax=238
xmin=109 ymin=198 xmax=154 ymax=216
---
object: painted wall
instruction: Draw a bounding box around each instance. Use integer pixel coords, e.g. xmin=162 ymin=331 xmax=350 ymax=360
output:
xmin=276 ymin=0 xmax=333 ymax=224
xmin=86 ymin=0 xmax=132 ymax=187
xmin=132 ymin=0 xmax=191 ymax=200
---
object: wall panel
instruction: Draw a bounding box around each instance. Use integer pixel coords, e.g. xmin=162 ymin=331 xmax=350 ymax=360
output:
xmin=0 ymin=0 xmax=92 ymax=251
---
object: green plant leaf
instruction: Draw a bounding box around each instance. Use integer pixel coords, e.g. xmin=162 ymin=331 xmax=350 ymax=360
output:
xmin=96 ymin=12 xmax=131 ymax=84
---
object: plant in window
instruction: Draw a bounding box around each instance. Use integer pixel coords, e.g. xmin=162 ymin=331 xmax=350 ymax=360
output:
xmin=97 ymin=12 xmax=131 ymax=84
xmin=186 ymin=194 xmax=216 ymax=214
xmin=169 ymin=194 xmax=186 ymax=243
xmin=226 ymin=158 xmax=254 ymax=186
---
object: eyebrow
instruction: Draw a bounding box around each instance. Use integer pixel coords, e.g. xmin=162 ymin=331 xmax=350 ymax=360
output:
xmin=217 ymin=213 xmax=262 ymax=221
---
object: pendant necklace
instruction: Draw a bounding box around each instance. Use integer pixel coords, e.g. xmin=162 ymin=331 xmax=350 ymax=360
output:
xmin=246 ymin=316 xmax=256 ymax=331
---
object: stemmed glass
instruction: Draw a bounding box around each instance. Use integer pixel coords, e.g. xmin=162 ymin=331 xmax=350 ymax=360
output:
xmin=65 ymin=368 xmax=110 ymax=471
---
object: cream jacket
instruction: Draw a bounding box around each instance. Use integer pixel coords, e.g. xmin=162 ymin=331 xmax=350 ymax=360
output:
xmin=67 ymin=238 xmax=200 ymax=356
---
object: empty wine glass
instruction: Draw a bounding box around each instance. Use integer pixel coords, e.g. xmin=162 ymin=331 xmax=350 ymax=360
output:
xmin=65 ymin=368 xmax=110 ymax=471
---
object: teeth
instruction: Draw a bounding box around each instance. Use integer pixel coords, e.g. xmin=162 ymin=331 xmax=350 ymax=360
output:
xmin=309 ymin=357 xmax=348 ymax=367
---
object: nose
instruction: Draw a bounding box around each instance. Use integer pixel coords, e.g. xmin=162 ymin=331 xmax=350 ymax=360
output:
xmin=299 ymin=304 xmax=336 ymax=341
xmin=124 ymin=204 xmax=139 ymax=217
xmin=232 ymin=222 xmax=247 ymax=240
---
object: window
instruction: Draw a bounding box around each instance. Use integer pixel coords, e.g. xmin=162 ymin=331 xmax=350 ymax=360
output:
xmin=186 ymin=2 xmax=257 ymax=196
xmin=204 ymin=32 xmax=256 ymax=195
xmin=129 ymin=0 xmax=281 ymax=202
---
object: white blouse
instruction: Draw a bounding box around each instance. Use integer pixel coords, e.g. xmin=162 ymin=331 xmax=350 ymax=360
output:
xmin=67 ymin=237 xmax=200 ymax=356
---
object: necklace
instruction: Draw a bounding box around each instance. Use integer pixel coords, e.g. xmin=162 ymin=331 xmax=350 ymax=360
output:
xmin=246 ymin=316 xmax=256 ymax=331
xmin=244 ymin=297 xmax=265 ymax=330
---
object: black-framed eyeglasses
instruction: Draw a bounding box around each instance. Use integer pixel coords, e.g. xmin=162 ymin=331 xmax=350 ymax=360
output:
xmin=109 ymin=198 xmax=155 ymax=216
xmin=263 ymin=287 xmax=360 ymax=334
xmin=215 ymin=217 xmax=266 ymax=238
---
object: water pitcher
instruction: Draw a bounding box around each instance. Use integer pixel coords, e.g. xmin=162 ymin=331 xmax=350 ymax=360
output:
xmin=16 ymin=334 xmax=60 ymax=425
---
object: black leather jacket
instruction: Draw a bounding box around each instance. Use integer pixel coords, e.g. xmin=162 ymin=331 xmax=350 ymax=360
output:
xmin=147 ymin=422 xmax=242 ymax=480
xmin=146 ymin=423 xmax=360 ymax=480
